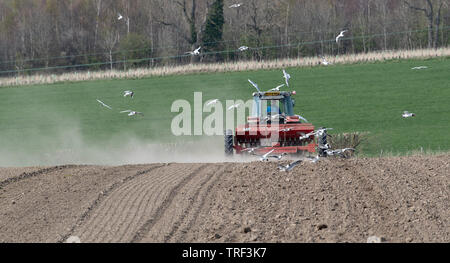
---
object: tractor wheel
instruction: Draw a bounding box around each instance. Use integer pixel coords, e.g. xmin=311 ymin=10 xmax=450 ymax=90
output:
xmin=318 ymin=127 xmax=328 ymax=157
xmin=224 ymin=129 xmax=234 ymax=156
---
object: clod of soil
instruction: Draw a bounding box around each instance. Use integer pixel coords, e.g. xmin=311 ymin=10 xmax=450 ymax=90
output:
xmin=317 ymin=224 xmax=328 ymax=230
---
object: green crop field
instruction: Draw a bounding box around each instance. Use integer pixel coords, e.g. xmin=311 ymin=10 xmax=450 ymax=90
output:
xmin=0 ymin=57 xmax=449 ymax=166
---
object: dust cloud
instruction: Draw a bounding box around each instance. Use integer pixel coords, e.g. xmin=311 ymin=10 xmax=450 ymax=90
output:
xmin=0 ymin=125 xmax=251 ymax=167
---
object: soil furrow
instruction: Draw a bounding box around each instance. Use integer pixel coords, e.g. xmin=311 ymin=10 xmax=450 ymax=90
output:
xmin=0 ymin=165 xmax=77 ymax=189
xmin=169 ymin=165 xmax=225 ymax=242
xmin=130 ymin=164 xmax=208 ymax=243
xmin=81 ymin=173 xmax=170 ymax=241
xmin=0 ymin=154 xmax=448 ymax=243
xmin=59 ymin=164 xmax=164 ymax=242
xmin=77 ymin=164 xmax=197 ymax=242
xmin=116 ymin=171 xmax=183 ymax=242
xmin=110 ymin=166 xmax=189 ymax=242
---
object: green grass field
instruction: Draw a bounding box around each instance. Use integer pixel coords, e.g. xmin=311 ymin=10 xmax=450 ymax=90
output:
xmin=0 ymin=57 xmax=449 ymax=165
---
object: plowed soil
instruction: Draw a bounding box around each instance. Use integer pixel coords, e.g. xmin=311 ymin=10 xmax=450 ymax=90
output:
xmin=0 ymin=154 xmax=448 ymax=243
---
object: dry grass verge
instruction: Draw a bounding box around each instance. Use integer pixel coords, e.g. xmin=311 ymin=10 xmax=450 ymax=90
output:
xmin=1 ymin=47 xmax=449 ymax=87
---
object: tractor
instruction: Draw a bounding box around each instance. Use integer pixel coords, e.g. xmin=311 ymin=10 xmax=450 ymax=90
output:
xmin=224 ymin=90 xmax=328 ymax=157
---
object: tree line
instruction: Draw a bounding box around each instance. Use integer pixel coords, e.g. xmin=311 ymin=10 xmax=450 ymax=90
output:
xmin=0 ymin=0 xmax=448 ymax=75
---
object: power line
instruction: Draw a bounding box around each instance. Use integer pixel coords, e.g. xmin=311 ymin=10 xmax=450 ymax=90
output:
xmin=0 ymin=27 xmax=346 ymax=66
xmin=1 ymin=24 xmax=440 ymax=66
xmin=0 ymin=27 xmax=343 ymax=66
xmin=0 ymin=39 xmax=239 ymax=66
xmin=0 ymin=26 xmax=448 ymax=75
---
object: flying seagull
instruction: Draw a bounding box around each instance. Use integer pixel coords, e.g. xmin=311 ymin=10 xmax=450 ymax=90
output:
xmin=270 ymin=84 xmax=285 ymax=91
xmin=270 ymin=114 xmax=283 ymax=119
xmin=242 ymin=147 xmax=257 ymax=154
xmin=227 ymin=103 xmax=241 ymax=111
xmin=411 ymin=66 xmax=428 ymax=70
xmin=325 ymin=148 xmax=355 ymax=157
xmin=96 ymin=99 xmax=112 ymax=110
xmin=278 ymin=159 xmax=302 ymax=172
xmin=296 ymin=114 xmax=309 ymax=123
xmin=206 ymin=99 xmax=219 ymax=106
xmin=248 ymin=79 xmax=261 ymax=93
xmin=299 ymin=127 xmax=333 ymax=140
xmin=316 ymin=127 xmax=333 ymax=137
xmin=262 ymin=114 xmax=282 ymax=123
xmin=123 ymin=90 xmax=134 ymax=98
xmin=269 ymin=152 xmax=288 ymax=160
xmin=299 ymin=131 xmax=315 ymax=141
xmin=336 ymin=30 xmax=348 ymax=43
xmin=315 ymin=128 xmax=333 ymax=139
xmin=118 ymin=13 xmax=123 ymax=20
xmin=320 ymin=56 xmax=331 ymax=65
xmin=120 ymin=110 xmax=143 ymax=116
xmin=229 ymin=3 xmax=243 ymax=8
xmin=402 ymin=111 xmax=415 ymax=118
xmin=282 ymin=69 xmax=291 ymax=87
xmin=319 ymin=143 xmax=331 ymax=150
xmin=238 ymin=46 xmax=249 ymax=51
xmin=186 ymin=47 xmax=201 ymax=56
xmin=259 ymin=149 xmax=275 ymax=162
xmin=304 ymin=155 xmax=320 ymax=163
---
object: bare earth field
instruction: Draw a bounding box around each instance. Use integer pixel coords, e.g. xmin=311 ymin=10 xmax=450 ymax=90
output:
xmin=0 ymin=154 xmax=448 ymax=243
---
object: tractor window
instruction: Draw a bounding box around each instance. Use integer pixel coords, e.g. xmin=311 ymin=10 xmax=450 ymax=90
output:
xmin=283 ymin=97 xmax=294 ymax=116
xmin=267 ymin=100 xmax=283 ymax=115
xmin=252 ymin=98 xmax=271 ymax=118
xmin=252 ymin=96 xmax=294 ymax=118
xmin=251 ymin=97 xmax=261 ymax=117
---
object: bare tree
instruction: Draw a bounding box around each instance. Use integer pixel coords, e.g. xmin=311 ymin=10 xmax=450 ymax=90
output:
xmin=433 ymin=0 xmax=448 ymax=48
xmin=94 ymin=0 xmax=102 ymax=49
xmin=404 ymin=0 xmax=447 ymax=48
xmin=154 ymin=0 xmax=210 ymax=62
xmin=99 ymin=10 xmax=121 ymax=70
xmin=375 ymin=0 xmax=390 ymax=50
xmin=0 ymin=0 xmax=448 ymax=75
xmin=246 ymin=0 xmax=277 ymax=60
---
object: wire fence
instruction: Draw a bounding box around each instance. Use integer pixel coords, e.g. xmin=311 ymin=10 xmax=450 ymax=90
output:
xmin=1 ymin=26 xmax=449 ymax=77
xmin=0 ymin=27 xmax=378 ymax=66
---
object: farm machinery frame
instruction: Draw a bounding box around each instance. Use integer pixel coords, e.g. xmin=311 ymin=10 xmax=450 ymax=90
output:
xmin=224 ymin=90 xmax=328 ymax=157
